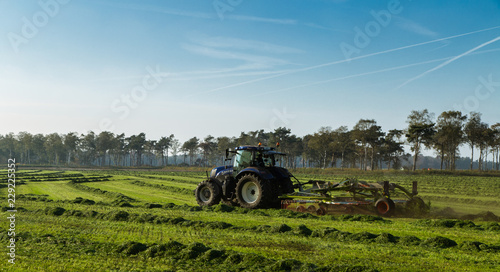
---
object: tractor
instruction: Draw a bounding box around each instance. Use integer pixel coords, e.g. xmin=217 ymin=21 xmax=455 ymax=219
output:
xmin=194 ymin=145 xmax=295 ymax=209
xmin=195 ymin=145 xmax=428 ymax=216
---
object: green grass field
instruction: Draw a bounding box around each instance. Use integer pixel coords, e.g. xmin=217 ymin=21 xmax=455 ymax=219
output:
xmin=1 ymin=169 xmax=499 ymax=271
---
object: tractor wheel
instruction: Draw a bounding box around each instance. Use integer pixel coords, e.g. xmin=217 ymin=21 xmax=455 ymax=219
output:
xmin=195 ymin=180 xmax=221 ymax=207
xmin=269 ymin=177 xmax=295 ymax=209
xmin=281 ymin=178 xmax=295 ymax=194
xmin=405 ymin=197 xmax=427 ymax=215
xmin=375 ymin=197 xmax=395 ymax=216
xmin=235 ymin=174 xmax=270 ymax=209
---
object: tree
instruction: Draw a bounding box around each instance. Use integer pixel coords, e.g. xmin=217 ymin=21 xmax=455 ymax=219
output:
xmin=170 ymin=139 xmax=181 ymax=165
xmin=216 ymin=136 xmax=234 ymax=165
xmin=250 ymin=129 xmax=270 ymax=146
xmin=285 ymin=134 xmax=303 ymax=169
xmin=271 ymin=127 xmax=293 ymax=167
xmin=492 ymin=123 xmax=500 ymax=170
xmin=32 ymin=134 xmax=47 ymax=164
xmin=477 ymin=126 xmax=492 ymax=171
xmin=352 ymin=119 xmax=384 ymax=170
xmin=63 ymin=132 xmax=79 ymax=165
xmin=79 ymin=132 xmax=97 ymax=165
xmin=0 ymin=133 xmax=17 ymax=158
xmin=44 ymin=133 xmax=64 ymax=165
xmin=382 ymin=129 xmax=405 ymax=170
xmin=127 ymin=133 xmax=147 ymax=166
xmin=330 ymin=126 xmax=354 ymax=170
xmin=301 ymin=134 xmax=316 ymax=168
xmin=198 ymin=135 xmax=217 ymax=167
xmin=156 ymin=134 xmax=174 ymax=166
xmin=435 ymin=111 xmax=466 ymax=170
xmin=182 ymin=137 xmax=199 ymax=166
xmin=17 ymin=131 xmax=33 ymax=164
xmin=464 ymin=112 xmax=484 ymax=170
xmin=236 ymin=132 xmax=252 ymax=146
xmin=111 ymin=133 xmax=126 ymax=166
xmin=406 ymin=109 xmax=436 ymax=171
xmin=144 ymin=140 xmax=157 ymax=166
xmin=308 ymin=127 xmax=334 ymax=168
xmin=96 ymin=131 xmax=115 ymax=166
xmin=485 ymin=126 xmax=499 ymax=170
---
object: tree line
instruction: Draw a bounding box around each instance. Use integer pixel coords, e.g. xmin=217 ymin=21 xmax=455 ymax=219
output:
xmin=1 ymin=110 xmax=499 ymax=171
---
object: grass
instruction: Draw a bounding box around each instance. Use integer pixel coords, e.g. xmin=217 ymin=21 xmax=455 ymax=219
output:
xmin=83 ymin=179 xmax=196 ymax=205
xmin=0 ymin=169 xmax=499 ymax=271
xmin=17 ymin=181 xmax=110 ymax=202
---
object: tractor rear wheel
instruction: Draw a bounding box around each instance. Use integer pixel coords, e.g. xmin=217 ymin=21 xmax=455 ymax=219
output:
xmin=268 ymin=177 xmax=295 ymax=209
xmin=236 ymin=174 xmax=270 ymax=209
xmin=195 ymin=180 xmax=221 ymax=206
xmin=375 ymin=197 xmax=395 ymax=216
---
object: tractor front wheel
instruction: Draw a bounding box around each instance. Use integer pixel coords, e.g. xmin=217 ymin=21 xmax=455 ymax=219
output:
xmin=195 ymin=180 xmax=221 ymax=206
xmin=236 ymin=174 xmax=270 ymax=209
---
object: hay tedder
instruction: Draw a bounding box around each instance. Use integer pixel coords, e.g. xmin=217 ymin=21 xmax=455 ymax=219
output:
xmin=280 ymin=178 xmax=426 ymax=216
xmin=195 ymin=145 xmax=427 ymax=216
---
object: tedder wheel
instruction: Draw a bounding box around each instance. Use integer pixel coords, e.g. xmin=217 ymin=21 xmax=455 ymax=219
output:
xmin=296 ymin=206 xmax=306 ymax=213
xmin=195 ymin=180 xmax=221 ymax=206
xmin=375 ymin=197 xmax=395 ymax=216
xmin=235 ymin=174 xmax=270 ymax=209
xmin=316 ymin=207 xmax=326 ymax=216
xmin=405 ymin=197 xmax=427 ymax=215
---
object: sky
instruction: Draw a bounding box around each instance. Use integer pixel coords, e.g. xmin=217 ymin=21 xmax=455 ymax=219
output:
xmin=1 ymin=0 xmax=500 ymax=155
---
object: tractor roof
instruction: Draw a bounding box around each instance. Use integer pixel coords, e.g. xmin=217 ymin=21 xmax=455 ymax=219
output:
xmin=235 ymin=145 xmax=275 ymax=151
xmin=234 ymin=146 xmax=286 ymax=156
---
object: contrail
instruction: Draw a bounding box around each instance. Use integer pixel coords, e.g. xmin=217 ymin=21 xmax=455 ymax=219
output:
xmin=249 ymin=57 xmax=454 ymax=97
xmin=397 ymin=35 xmax=500 ymax=89
xmin=192 ymin=25 xmax=500 ymax=96
xmin=249 ymin=47 xmax=500 ymax=97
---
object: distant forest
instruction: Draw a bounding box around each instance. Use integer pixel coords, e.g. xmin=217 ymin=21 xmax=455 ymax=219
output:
xmin=2 ymin=110 xmax=499 ymax=171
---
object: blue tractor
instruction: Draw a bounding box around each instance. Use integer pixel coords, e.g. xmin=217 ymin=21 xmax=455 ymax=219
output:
xmin=195 ymin=145 xmax=296 ymax=209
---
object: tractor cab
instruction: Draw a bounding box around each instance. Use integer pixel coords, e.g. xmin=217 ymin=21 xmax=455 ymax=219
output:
xmin=232 ymin=146 xmax=283 ymax=171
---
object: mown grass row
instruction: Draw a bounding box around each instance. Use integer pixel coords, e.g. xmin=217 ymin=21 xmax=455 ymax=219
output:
xmin=130 ymin=180 xmax=194 ymax=195
xmin=13 ymin=203 xmax=498 ymax=255
xmin=129 ymin=174 xmax=201 ymax=185
xmin=67 ymin=181 xmax=135 ymax=203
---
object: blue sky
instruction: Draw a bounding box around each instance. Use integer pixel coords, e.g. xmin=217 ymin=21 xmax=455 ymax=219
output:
xmin=1 ymin=0 xmax=500 ymax=153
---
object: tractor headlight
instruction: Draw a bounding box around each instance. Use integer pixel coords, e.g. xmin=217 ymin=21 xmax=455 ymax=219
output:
xmin=210 ymin=168 xmax=217 ymax=178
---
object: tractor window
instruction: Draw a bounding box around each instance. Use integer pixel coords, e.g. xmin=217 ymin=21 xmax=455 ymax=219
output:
xmin=262 ymin=154 xmax=275 ymax=167
xmin=234 ymin=150 xmax=253 ymax=169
